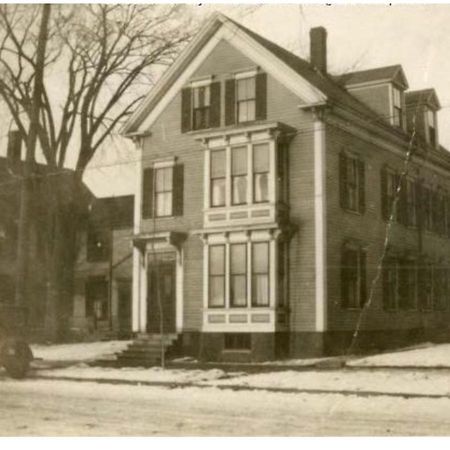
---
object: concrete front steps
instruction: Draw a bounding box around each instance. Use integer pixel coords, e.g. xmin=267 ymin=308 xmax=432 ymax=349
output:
xmin=94 ymin=333 xmax=180 ymax=367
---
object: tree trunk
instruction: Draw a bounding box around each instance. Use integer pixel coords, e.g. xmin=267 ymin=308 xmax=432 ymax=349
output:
xmin=43 ymin=172 xmax=85 ymax=342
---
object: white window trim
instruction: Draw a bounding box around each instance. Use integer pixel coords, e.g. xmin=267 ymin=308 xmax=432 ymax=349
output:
xmin=190 ymin=76 xmax=213 ymax=88
xmin=152 ymin=157 xmax=176 ymax=169
xmin=234 ymin=68 xmax=259 ymax=80
xmin=206 ymin=140 xmax=275 ymax=209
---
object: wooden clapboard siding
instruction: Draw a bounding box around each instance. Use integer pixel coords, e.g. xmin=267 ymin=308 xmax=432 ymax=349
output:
xmin=141 ymin=38 xmax=318 ymax=332
xmin=326 ymin=123 xmax=450 ymax=333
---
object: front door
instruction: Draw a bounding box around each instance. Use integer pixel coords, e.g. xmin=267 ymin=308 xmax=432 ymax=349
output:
xmin=147 ymin=258 xmax=176 ymax=333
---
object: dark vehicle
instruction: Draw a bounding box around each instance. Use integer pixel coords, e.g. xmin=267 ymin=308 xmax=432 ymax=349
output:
xmin=0 ymin=305 xmax=33 ymax=378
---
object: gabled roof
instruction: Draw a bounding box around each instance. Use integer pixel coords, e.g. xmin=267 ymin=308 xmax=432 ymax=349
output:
xmin=405 ymin=88 xmax=441 ymax=110
xmin=122 ymin=13 xmax=390 ymax=136
xmin=333 ymin=65 xmax=409 ymax=89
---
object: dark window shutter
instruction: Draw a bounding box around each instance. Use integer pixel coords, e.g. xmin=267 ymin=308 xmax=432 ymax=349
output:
xmin=209 ymin=81 xmax=221 ymax=128
xmin=380 ymin=167 xmax=389 ymax=221
xmin=358 ymin=160 xmax=365 ymax=214
xmin=359 ymin=250 xmax=367 ymax=307
xmin=255 ymin=72 xmax=267 ymax=121
xmin=173 ymin=164 xmax=184 ymax=216
xmin=181 ymin=87 xmax=192 ymax=133
xmin=142 ymin=167 xmax=154 ymax=219
xmin=339 ymin=153 xmax=348 ymax=210
xmin=341 ymin=248 xmax=349 ymax=308
xmin=225 ymin=79 xmax=236 ymax=126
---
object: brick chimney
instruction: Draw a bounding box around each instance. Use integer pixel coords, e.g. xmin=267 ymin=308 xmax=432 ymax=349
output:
xmin=310 ymin=26 xmax=327 ymax=74
xmin=6 ymin=130 xmax=22 ymax=164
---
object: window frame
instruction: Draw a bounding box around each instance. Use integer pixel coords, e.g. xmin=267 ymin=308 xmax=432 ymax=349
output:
xmin=192 ymin=84 xmax=211 ymax=131
xmin=236 ymin=76 xmax=256 ymax=124
xmin=154 ymin=166 xmax=174 ymax=218
xmin=231 ymin=146 xmax=248 ymax=206
xmin=230 ymin=243 xmax=247 ymax=308
xmin=208 ymin=245 xmax=226 ymax=308
xmin=210 ymin=149 xmax=227 ymax=208
xmin=251 ymin=241 xmax=270 ymax=307
xmin=341 ymin=244 xmax=367 ymax=310
xmin=426 ymin=108 xmax=437 ymax=147
xmin=392 ymin=86 xmax=403 ymax=128
xmin=252 ymin=143 xmax=270 ymax=204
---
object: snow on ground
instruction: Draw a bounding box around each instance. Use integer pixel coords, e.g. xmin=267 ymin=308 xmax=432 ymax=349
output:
xmin=37 ymin=364 xmax=230 ymax=383
xmin=206 ymin=368 xmax=450 ymax=396
xmin=1 ymin=377 xmax=450 ymax=435
xmin=31 ymin=340 xmax=131 ymax=362
xmin=349 ymin=343 xmax=450 ymax=368
xmin=33 ymin=364 xmax=450 ymax=396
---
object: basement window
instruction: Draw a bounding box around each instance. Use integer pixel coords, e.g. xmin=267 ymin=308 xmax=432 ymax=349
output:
xmin=224 ymin=333 xmax=251 ymax=351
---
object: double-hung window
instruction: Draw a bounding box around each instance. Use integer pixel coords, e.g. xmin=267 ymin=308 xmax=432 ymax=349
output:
xmin=393 ymin=87 xmax=403 ymax=127
xmin=155 ymin=167 xmax=173 ymax=217
xmin=252 ymin=242 xmax=270 ymax=307
xmin=341 ymin=245 xmax=367 ymax=309
xmin=193 ymin=85 xmax=211 ymax=130
xmin=340 ymin=153 xmax=365 ymax=213
xmin=231 ymin=146 xmax=248 ymax=205
xmin=236 ymin=77 xmax=256 ymax=123
xmin=230 ymin=244 xmax=247 ymax=307
xmin=210 ymin=150 xmax=226 ymax=207
xmin=253 ymin=143 xmax=270 ymax=203
xmin=142 ymin=161 xmax=184 ymax=219
xmin=209 ymin=245 xmax=225 ymax=308
xmin=426 ymin=109 xmax=436 ymax=147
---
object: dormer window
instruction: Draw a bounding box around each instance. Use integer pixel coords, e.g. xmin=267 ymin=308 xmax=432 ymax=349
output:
xmin=393 ymin=87 xmax=403 ymax=128
xmin=426 ymin=108 xmax=436 ymax=147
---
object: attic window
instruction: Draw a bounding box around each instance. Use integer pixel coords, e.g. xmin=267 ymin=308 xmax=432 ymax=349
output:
xmin=393 ymin=87 xmax=403 ymax=128
xmin=426 ymin=108 xmax=436 ymax=147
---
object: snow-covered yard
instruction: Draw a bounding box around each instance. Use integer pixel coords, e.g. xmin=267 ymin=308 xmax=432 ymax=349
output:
xmin=31 ymin=340 xmax=131 ymax=362
xmin=37 ymin=364 xmax=231 ymax=384
xmin=349 ymin=343 xmax=450 ymax=368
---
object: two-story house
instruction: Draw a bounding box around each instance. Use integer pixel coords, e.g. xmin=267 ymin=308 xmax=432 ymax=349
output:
xmin=120 ymin=14 xmax=450 ymax=361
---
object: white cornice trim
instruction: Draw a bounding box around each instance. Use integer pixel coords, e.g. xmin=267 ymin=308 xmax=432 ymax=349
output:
xmin=122 ymin=16 xmax=326 ymax=135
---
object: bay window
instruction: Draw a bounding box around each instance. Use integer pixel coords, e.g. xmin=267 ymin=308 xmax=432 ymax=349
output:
xmin=210 ymin=150 xmax=226 ymax=207
xmin=209 ymin=245 xmax=225 ymax=307
xmin=230 ymin=244 xmax=247 ymax=307
xmin=231 ymin=146 xmax=247 ymax=205
xmin=207 ymin=140 xmax=275 ymax=209
xmin=206 ymin=240 xmax=274 ymax=310
xmin=252 ymin=242 xmax=270 ymax=307
xmin=253 ymin=143 xmax=270 ymax=203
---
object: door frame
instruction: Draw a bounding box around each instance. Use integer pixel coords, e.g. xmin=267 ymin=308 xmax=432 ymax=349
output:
xmin=137 ymin=248 xmax=183 ymax=334
xmin=146 ymin=256 xmax=177 ymax=334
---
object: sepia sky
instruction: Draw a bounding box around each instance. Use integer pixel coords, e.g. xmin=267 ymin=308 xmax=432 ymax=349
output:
xmin=60 ymin=4 xmax=450 ymax=196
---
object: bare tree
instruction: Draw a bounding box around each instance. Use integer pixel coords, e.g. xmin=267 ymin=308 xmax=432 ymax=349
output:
xmin=0 ymin=4 xmax=196 ymax=339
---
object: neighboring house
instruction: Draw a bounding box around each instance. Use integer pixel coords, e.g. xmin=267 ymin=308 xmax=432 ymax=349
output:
xmin=71 ymin=195 xmax=134 ymax=339
xmin=120 ymin=14 xmax=450 ymax=361
xmin=0 ymin=131 xmax=92 ymax=338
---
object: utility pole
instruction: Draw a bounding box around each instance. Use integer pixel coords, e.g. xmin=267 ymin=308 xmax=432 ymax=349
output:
xmin=15 ymin=4 xmax=51 ymax=306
